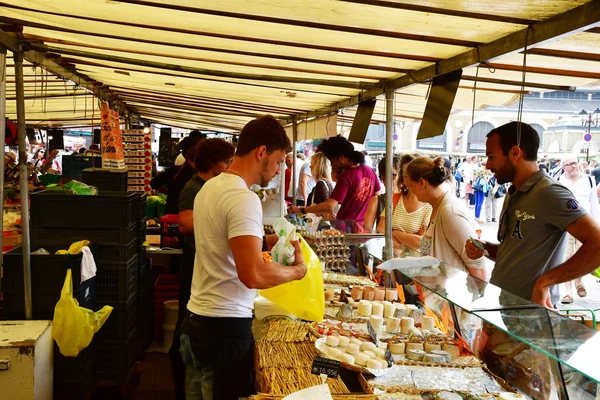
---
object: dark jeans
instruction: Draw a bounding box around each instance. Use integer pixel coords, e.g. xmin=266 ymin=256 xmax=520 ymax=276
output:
xmin=180 ymin=312 xmax=254 ymax=400
xmin=169 ymin=241 xmax=195 ymax=400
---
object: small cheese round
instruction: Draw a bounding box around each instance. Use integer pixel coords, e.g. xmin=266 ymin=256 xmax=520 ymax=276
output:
xmin=340 ymin=353 xmax=355 ymax=365
xmin=442 ymin=343 xmax=461 ymax=357
xmin=360 ymin=342 xmax=377 ymax=352
xmin=337 ymin=336 xmax=350 ymax=348
xmin=349 ymin=338 xmax=363 ymax=346
xmin=358 ymin=300 xmax=373 ymax=317
xmin=374 ymin=348 xmax=386 ymax=358
xmin=345 ymin=343 xmax=360 ymax=355
xmin=383 ymin=301 xmax=396 ymax=318
xmin=367 ymin=359 xmax=383 ymax=369
xmin=374 ymin=288 xmax=386 ymax=301
xmin=424 ymin=343 xmax=442 ymax=353
xmin=389 ymin=342 xmax=405 ymax=354
xmin=325 ymin=336 xmax=340 ymax=347
xmin=328 ymin=348 xmax=343 ymax=360
xmin=430 ymin=350 xmax=451 ymax=363
xmin=371 ymin=302 xmax=384 ymax=317
xmin=406 ymin=342 xmax=424 ymax=352
xmin=423 ymin=353 xmax=445 ymax=363
xmin=369 ymin=315 xmax=384 ymax=334
xmin=362 ymin=350 xmax=376 ymax=359
xmin=355 ymin=353 xmax=370 ymax=366
xmin=406 ymin=349 xmax=426 ymax=361
xmin=408 ymin=327 xmax=423 ymax=338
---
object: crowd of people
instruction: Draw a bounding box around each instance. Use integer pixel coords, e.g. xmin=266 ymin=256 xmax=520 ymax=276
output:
xmin=77 ymin=115 xmax=599 ymax=400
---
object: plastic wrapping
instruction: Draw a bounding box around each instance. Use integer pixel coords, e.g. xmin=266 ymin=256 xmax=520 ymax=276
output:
xmin=272 ymin=218 xmax=298 ymax=265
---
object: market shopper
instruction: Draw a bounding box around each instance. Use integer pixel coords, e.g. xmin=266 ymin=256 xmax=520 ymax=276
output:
xmin=557 ymin=156 xmax=600 ymax=304
xmin=364 ymin=156 xmax=400 ymax=230
xmin=288 ymin=135 xmax=380 ymax=225
xmin=171 ymin=138 xmax=235 ymax=400
xmin=306 ymin=152 xmax=334 ymax=218
xmin=180 ymin=115 xmax=307 ymax=400
xmin=465 ymin=122 xmax=600 ymax=308
xmin=405 ymin=156 xmax=487 ymax=279
xmin=377 ymin=153 xmax=432 ymax=256
xmin=293 ymin=156 xmax=316 ymax=207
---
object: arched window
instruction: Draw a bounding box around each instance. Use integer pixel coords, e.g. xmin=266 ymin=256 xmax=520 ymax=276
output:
xmin=416 ymin=129 xmax=447 ymax=152
xmin=530 ymin=123 xmax=545 ymax=147
xmin=468 ymin=122 xmax=494 ymax=153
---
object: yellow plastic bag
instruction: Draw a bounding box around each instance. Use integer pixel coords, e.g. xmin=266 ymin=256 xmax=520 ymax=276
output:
xmin=55 ymin=240 xmax=90 ymax=255
xmin=53 ymin=269 xmax=113 ymax=357
xmin=260 ymin=235 xmax=324 ymax=321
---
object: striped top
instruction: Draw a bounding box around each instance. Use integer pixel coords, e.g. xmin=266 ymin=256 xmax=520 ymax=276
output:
xmin=383 ymin=195 xmax=432 ymax=234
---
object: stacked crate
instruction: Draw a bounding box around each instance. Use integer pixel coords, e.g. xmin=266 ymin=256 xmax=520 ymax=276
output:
xmin=29 ymin=190 xmax=147 ymax=385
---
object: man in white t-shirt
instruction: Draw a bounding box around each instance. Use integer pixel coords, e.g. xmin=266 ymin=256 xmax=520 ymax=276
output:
xmin=459 ymin=155 xmax=477 ymax=206
xmin=558 ymin=156 xmax=600 ymax=304
xmin=180 ymin=115 xmax=307 ymax=400
xmin=294 ymin=158 xmax=316 ymax=206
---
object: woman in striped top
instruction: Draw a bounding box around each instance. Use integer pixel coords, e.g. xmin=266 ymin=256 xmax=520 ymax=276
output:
xmin=376 ymin=153 xmax=432 ymax=255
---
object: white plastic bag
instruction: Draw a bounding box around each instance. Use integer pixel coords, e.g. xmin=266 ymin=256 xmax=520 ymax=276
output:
xmin=271 ymin=218 xmax=297 ymax=266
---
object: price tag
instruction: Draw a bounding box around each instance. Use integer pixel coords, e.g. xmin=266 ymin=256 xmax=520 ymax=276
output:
xmin=311 ymin=357 xmax=340 ymax=379
xmin=384 ymin=348 xmax=394 ymax=368
xmin=367 ymin=321 xmax=378 ymax=344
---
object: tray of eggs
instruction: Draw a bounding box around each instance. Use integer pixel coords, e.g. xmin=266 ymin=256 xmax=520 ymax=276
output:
xmin=315 ymin=334 xmax=393 ymax=377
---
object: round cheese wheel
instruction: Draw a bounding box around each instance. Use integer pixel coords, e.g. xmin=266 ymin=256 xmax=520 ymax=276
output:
xmin=367 ymin=359 xmax=383 ymax=369
xmin=389 ymin=342 xmax=405 ymax=354
xmin=355 ymin=353 xmax=370 ymax=366
xmin=340 ymin=353 xmax=355 ymax=365
xmin=360 ymin=342 xmax=377 ymax=352
xmin=328 ymin=348 xmax=343 ymax=360
xmin=325 ymin=336 xmax=339 ymax=347
xmin=362 ymin=350 xmax=376 ymax=359
xmin=423 ymin=353 xmax=445 ymax=363
xmin=345 ymin=343 xmax=360 ymax=355
xmin=406 ymin=342 xmax=424 ymax=352
xmin=358 ymin=300 xmax=373 ymax=317
xmin=406 ymin=349 xmax=426 ymax=361
xmin=424 ymin=343 xmax=442 ymax=353
xmin=337 ymin=336 xmax=350 ymax=348
xmin=430 ymin=350 xmax=451 ymax=363
xmin=350 ymin=338 xmax=363 ymax=346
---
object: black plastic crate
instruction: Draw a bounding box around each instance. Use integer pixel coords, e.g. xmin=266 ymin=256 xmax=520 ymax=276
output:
xmin=81 ymin=168 xmax=128 ymax=192
xmin=96 ymin=240 xmax=137 ymax=264
xmin=54 ymin=339 xmax=97 ymax=399
xmin=96 ymin=255 xmax=138 ymax=305
xmin=132 ymin=193 xmax=147 ymax=221
xmin=96 ymin=335 xmax=137 ymax=384
xmin=2 ymin=245 xmax=97 ymax=319
xmin=31 ymin=191 xmax=137 ymax=229
xmin=32 ymin=224 xmax=138 ymax=247
xmin=97 ymin=297 xmax=137 ymax=345
xmin=62 ymin=155 xmax=102 ymax=179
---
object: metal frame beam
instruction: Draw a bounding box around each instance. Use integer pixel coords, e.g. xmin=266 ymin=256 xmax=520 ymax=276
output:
xmin=289 ymin=0 xmax=600 ymax=123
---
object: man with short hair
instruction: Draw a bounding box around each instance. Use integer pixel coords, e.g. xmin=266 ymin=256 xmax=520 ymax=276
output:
xmin=557 ymin=156 xmax=600 ymax=303
xmin=171 ymin=139 xmax=236 ymax=399
xmin=180 ymin=115 xmax=307 ymax=400
xmin=459 ymin=155 xmax=477 ymax=207
xmin=465 ymin=121 xmax=600 ymax=307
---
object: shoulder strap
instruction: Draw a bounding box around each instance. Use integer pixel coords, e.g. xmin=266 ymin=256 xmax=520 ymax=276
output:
xmin=589 ymin=175 xmax=593 ymax=189
xmin=393 ymin=192 xmax=402 ymax=209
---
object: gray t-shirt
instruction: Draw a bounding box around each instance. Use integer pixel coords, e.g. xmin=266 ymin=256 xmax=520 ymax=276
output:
xmin=178 ymin=174 xmax=206 ymax=248
xmin=295 ymin=159 xmax=316 ymax=201
xmin=491 ymin=171 xmax=587 ymax=305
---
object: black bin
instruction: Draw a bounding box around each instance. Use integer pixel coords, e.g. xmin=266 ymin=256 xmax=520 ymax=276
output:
xmin=2 ymin=244 xmax=97 ymax=319
xmin=81 ymin=168 xmax=128 ymax=192
xmin=30 ymin=191 xmax=137 ymax=229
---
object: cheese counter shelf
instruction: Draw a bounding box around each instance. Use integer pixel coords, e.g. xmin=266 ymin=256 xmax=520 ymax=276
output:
xmin=254 ymin=251 xmax=600 ymax=399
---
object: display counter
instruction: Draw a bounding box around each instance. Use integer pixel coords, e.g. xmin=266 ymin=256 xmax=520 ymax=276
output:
xmin=256 ymin=219 xmax=600 ymax=399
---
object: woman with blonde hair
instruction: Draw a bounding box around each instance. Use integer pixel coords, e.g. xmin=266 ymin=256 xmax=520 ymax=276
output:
xmin=307 ymin=152 xmax=335 ymax=217
xmin=404 ymin=156 xmax=487 ymax=280
xmin=377 ymin=153 xmax=432 ymax=255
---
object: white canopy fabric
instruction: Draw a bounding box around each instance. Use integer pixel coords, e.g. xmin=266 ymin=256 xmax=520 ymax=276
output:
xmin=0 ymin=0 xmax=598 ymax=129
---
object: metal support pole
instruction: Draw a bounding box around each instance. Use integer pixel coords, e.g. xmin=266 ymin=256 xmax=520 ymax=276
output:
xmin=292 ymin=119 xmax=298 ymax=207
xmin=384 ymin=90 xmax=394 ymax=261
xmin=0 ymin=45 xmax=6 ymax=282
xmin=14 ymin=50 xmax=33 ymax=319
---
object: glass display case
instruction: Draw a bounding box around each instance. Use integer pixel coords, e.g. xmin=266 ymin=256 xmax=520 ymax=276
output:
xmin=384 ymin=262 xmax=600 ymax=399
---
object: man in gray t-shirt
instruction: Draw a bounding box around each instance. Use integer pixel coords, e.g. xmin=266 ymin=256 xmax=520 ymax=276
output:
xmin=466 ymin=122 xmax=600 ymax=308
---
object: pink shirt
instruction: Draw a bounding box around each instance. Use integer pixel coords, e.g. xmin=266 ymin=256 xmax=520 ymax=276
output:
xmin=330 ymin=164 xmax=380 ymax=224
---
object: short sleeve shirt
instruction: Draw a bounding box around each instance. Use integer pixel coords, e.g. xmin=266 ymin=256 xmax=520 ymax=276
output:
xmin=330 ymin=164 xmax=381 ymax=224
xmin=491 ymin=171 xmax=587 ymax=305
xmin=295 ymin=160 xmax=316 ymax=201
xmin=178 ymin=175 xmax=206 ymax=248
xmin=187 ymin=173 xmax=263 ymax=318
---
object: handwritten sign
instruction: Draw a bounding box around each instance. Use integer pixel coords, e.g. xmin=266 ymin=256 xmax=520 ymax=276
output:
xmin=311 ymin=357 xmax=340 ymax=379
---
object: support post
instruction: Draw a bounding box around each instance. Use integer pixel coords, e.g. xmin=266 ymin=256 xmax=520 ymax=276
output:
xmin=292 ymin=119 xmax=298 ymax=206
xmin=384 ymin=90 xmax=394 ymax=261
xmin=14 ymin=50 xmax=33 ymax=319
xmin=0 ymin=45 xmax=6 ymax=280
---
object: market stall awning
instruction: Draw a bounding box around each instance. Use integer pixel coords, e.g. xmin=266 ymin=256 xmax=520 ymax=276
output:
xmin=0 ymin=0 xmax=599 ymax=130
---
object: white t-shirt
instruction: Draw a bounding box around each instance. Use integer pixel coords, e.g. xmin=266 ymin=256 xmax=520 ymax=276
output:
xmin=187 ymin=173 xmax=263 ymax=318
xmin=459 ymin=162 xmax=476 ymax=182
xmin=558 ymin=174 xmax=600 ymax=220
xmin=294 ymin=159 xmax=316 ymax=201
xmin=288 ymin=158 xmax=303 ymax=198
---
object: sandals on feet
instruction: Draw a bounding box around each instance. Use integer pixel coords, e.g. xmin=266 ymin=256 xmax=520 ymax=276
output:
xmin=561 ymin=295 xmax=574 ymax=304
xmin=577 ymin=284 xmax=587 ymax=298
